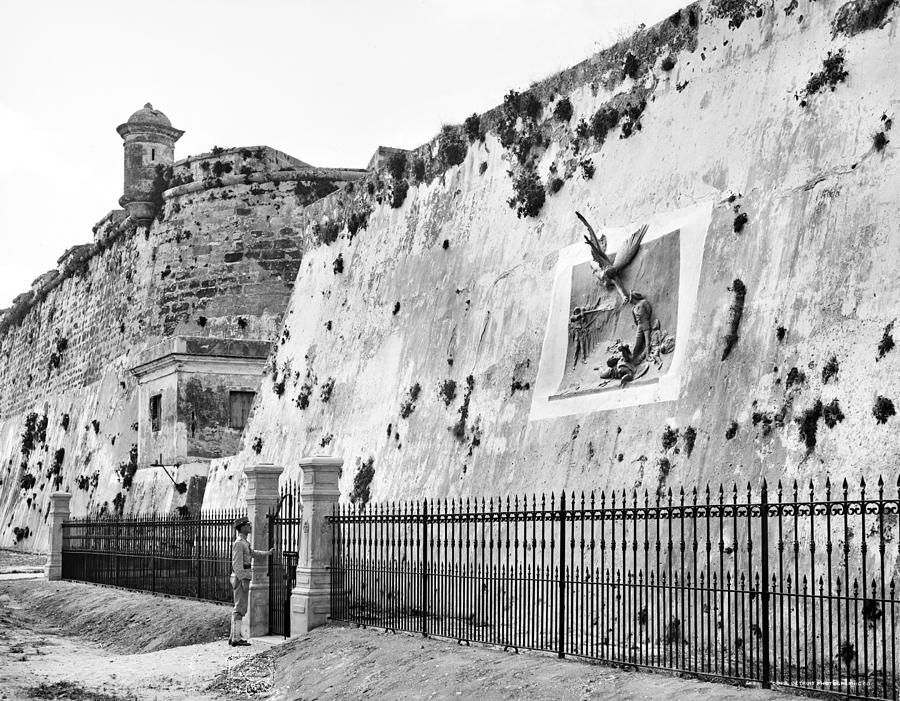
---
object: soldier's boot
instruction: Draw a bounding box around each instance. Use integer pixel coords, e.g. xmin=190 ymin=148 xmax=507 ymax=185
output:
xmin=230 ymin=614 xmax=250 ymax=646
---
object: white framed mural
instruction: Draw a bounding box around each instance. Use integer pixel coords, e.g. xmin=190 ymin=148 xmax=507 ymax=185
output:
xmin=529 ymin=201 xmax=713 ymax=420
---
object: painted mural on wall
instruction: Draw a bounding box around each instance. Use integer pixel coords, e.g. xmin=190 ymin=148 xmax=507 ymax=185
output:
xmin=530 ymin=202 xmax=713 ymax=420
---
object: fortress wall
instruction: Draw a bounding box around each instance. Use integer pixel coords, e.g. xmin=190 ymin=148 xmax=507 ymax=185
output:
xmin=0 ymin=227 xmax=142 ymax=420
xmin=201 ymin=0 xmax=900 ymax=512
xmin=146 ymin=178 xmax=319 ymax=339
xmin=0 ymin=171 xmax=330 ymax=549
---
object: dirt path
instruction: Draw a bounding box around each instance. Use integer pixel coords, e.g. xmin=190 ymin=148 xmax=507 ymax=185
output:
xmin=0 ymin=547 xmax=45 ymax=576
xmin=0 ymin=579 xmax=275 ymax=700
xmin=2 ymin=576 xmax=804 ymax=700
xmin=209 ymin=625 xmax=803 ymax=701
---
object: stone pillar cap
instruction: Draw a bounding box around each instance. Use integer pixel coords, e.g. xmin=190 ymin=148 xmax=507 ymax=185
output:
xmin=244 ymin=463 xmax=284 ymax=475
xmin=298 ymin=455 xmax=344 ymax=468
xmin=49 ymin=492 xmax=73 ymax=501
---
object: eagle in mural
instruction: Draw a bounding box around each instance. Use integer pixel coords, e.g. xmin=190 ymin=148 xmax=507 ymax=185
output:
xmin=575 ymin=211 xmax=649 ymax=303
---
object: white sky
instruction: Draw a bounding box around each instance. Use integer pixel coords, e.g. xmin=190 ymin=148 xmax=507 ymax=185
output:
xmin=0 ymin=0 xmax=685 ymax=309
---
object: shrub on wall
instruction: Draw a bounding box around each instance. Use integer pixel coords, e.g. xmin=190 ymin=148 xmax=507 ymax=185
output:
xmin=313 ymin=219 xmax=342 ymax=246
xmin=438 ymin=379 xmax=457 ymax=406
xmin=412 ymin=157 xmax=426 ymax=182
xmin=590 ymin=106 xmax=621 ymax=144
xmin=347 ymin=208 xmax=372 ymax=238
xmin=464 ymin=113 xmax=484 ymax=142
xmin=438 ymin=126 xmax=467 ymax=168
xmin=350 ymin=457 xmax=375 ymax=508
xmin=579 ymin=159 xmax=596 ymax=179
xmin=802 ymin=50 xmax=848 ymax=102
xmin=507 ymin=165 xmax=546 ymax=218
xmin=553 ymin=97 xmax=573 ymax=122
xmin=320 ymin=377 xmax=335 ymax=402
xmin=399 ymin=382 xmax=421 ymax=419
xmin=387 ymin=152 xmax=407 ymax=181
xmin=391 ymin=179 xmax=409 ymax=208
xmin=623 ymin=52 xmax=640 ymax=79
xmin=117 ymin=444 xmax=138 ymax=490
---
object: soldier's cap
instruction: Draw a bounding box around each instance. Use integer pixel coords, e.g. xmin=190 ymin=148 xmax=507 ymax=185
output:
xmin=234 ymin=516 xmax=251 ymax=530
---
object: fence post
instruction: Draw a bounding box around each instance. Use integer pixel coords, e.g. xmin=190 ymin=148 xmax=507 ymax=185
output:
xmin=760 ymin=479 xmax=771 ymax=688
xmin=45 ymin=492 xmax=72 ymax=581
xmin=558 ymin=491 xmax=566 ymax=659
xmin=194 ymin=517 xmax=201 ymax=600
xmin=290 ymin=455 xmax=342 ymax=636
xmin=244 ymin=462 xmax=284 ymax=639
xmin=422 ymin=498 xmax=429 ymax=637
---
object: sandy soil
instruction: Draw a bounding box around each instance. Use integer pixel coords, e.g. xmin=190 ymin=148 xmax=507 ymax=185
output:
xmin=2 ymin=577 xmax=802 ymax=701
xmin=209 ymin=625 xmax=803 ymax=701
xmin=0 ymin=578 xmax=273 ymax=700
xmin=0 ymin=548 xmax=46 ymax=573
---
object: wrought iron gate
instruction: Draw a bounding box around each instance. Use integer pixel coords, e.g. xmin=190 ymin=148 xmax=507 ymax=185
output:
xmin=268 ymin=481 xmax=302 ymax=637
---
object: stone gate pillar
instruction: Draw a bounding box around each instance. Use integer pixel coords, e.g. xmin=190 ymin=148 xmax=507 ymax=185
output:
xmin=244 ymin=463 xmax=283 ymax=638
xmin=45 ymin=492 xmax=72 ymax=581
xmin=290 ymin=455 xmax=342 ymax=636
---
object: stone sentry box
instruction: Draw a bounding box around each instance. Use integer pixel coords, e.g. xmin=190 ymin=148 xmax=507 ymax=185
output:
xmin=130 ymin=336 xmax=270 ymax=469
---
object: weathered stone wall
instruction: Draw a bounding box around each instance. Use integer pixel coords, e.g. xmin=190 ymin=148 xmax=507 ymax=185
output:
xmin=201 ymin=0 xmax=900 ymax=517
xmin=0 ymin=161 xmax=337 ymax=548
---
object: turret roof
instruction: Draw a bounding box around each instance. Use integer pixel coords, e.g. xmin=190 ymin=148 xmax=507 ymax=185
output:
xmin=125 ymin=103 xmax=173 ymax=127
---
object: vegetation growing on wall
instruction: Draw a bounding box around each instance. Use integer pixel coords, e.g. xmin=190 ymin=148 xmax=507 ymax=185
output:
xmin=438 ymin=126 xmax=467 ymax=168
xmin=507 ymin=164 xmax=546 ymax=218
xmin=464 ymin=113 xmax=484 ymax=142
xmin=350 ymin=457 xmax=375 ymax=508
xmin=831 ymin=0 xmax=896 ymax=36
xmin=294 ymin=179 xmax=338 ymax=206
xmin=873 ymin=396 xmax=896 ymax=424
xmin=399 ymin=383 xmax=421 ymax=419
xmin=117 ymin=445 xmax=139 ymax=490
xmin=553 ymin=97 xmax=573 ymax=123
xmin=438 ymin=379 xmax=457 ymax=406
xmin=295 ymin=368 xmax=316 ymax=410
xmin=721 ymin=279 xmax=746 ymax=360
xmin=801 ymin=50 xmax=849 ymax=105
xmin=19 ymin=411 xmax=38 ymax=460
xmin=387 ymin=152 xmax=407 ymax=180
xmin=877 ymin=321 xmax=895 ymax=360
xmin=450 ymin=375 xmax=476 ymax=440
xmin=313 ymin=220 xmax=342 ymax=246
xmin=391 ymin=180 xmax=409 ymax=208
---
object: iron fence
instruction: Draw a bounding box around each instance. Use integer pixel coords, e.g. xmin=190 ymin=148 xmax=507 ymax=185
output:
xmin=330 ymin=477 xmax=900 ymax=700
xmin=61 ymin=508 xmax=246 ymax=604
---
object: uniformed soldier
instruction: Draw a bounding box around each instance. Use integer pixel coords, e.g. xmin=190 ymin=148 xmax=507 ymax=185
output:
xmin=229 ymin=516 xmax=274 ymax=646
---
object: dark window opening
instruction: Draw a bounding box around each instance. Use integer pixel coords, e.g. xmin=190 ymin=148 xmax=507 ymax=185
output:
xmin=151 ymin=148 xmax=155 ymax=161
xmin=150 ymin=394 xmax=161 ymax=433
xmin=229 ymin=391 xmax=255 ymax=430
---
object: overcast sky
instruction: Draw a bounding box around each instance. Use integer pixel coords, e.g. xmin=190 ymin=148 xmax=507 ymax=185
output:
xmin=0 ymin=0 xmax=685 ymax=309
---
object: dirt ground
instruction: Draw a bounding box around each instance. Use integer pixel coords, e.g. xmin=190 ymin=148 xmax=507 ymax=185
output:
xmin=212 ymin=626 xmax=803 ymax=701
xmin=1 ymin=576 xmax=803 ymax=700
xmin=0 ymin=578 xmax=270 ymax=700
xmin=0 ymin=547 xmax=46 ymax=573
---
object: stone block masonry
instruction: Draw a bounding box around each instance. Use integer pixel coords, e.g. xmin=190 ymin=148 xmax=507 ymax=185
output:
xmin=0 ymin=141 xmax=362 ymax=550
